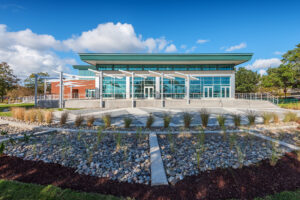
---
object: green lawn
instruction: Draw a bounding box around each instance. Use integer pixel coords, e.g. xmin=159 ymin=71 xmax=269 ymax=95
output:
xmin=254 ymin=190 xmax=300 ymax=200
xmin=0 ymin=103 xmax=34 ymax=112
xmin=0 ymin=179 xmax=121 ymax=200
xmin=0 ymin=112 xmax=11 ymax=117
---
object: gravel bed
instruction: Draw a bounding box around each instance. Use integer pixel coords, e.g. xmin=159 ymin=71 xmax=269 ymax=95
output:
xmin=4 ymin=131 xmax=151 ymax=185
xmin=258 ymin=128 xmax=300 ymax=146
xmin=158 ymin=132 xmax=291 ymax=185
xmin=0 ymin=124 xmax=37 ymax=140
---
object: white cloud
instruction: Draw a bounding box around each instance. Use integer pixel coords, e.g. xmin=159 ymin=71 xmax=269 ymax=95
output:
xmin=180 ymin=44 xmax=187 ymax=49
xmin=245 ymin=58 xmax=282 ymax=70
xmin=0 ymin=23 xmax=176 ymax=78
xmin=185 ymin=46 xmax=197 ymax=53
xmin=274 ymin=51 xmax=284 ymax=55
xmin=258 ymin=69 xmax=267 ymax=76
xmin=196 ymin=39 xmax=209 ymax=44
xmin=165 ymin=44 xmax=177 ymax=53
xmin=0 ymin=24 xmax=75 ymax=78
xmin=225 ymin=42 xmax=247 ymax=52
xmin=63 ymin=22 xmax=173 ymax=53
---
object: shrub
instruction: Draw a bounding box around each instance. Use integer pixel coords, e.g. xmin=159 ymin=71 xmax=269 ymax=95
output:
xmin=146 ymin=113 xmax=155 ymax=128
xmin=123 ymin=117 xmax=132 ymax=128
xmin=86 ymin=116 xmax=95 ymax=127
xmin=183 ymin=112 xmax=192 ymax=129
xmin=24 ymin=110 xmax=31 ymax=122
xmin=262 ymin=112 xmax=273 ymax=125
xmin=11 ymin=107 xmax=25 ymax=120
xmin=272 ymin=113 xmax=280 ymax=123
xmin=60 ymin=112 xmax=69 ymax=125
xmin=200 ymin=109 xmax=210 ymax=128
xmin=246 ymin=110 xmax=256 ymax=126
xmin=36 ymin=109 xmax=44 ymax=123
xmin=102 ymin=114 xmax=111 ymax=128
xmin=163 ymin=113 xmax=172 ymax=128
xmin=75 ymin=115 xmax=84 ymax=127
xmin=232 ymin=114 xmax=241 ymax=127
xmin=217 ymin=114 xmax=226 ymax=128
xmin=29 ymin=109 xmax=37 ymax=123
xmin=44 ymin=111 xmax=53 ymax=124
xmin=283 ymin=111 xmax=298 ymax=122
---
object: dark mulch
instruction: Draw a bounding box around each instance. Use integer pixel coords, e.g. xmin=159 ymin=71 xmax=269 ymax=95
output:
xmin=0 ymin=152 xmax=300 ymax=200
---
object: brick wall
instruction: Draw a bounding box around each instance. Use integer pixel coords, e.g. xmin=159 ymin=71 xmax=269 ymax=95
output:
xmin=51 ymin=80 xmax=95 ymax=98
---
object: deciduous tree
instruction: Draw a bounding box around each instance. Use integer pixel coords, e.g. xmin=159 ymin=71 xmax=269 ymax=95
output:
xmin=0 ymin=62 xmax=19 ymax=102
xmin=235 ymin=67 xmax=260 ymax=93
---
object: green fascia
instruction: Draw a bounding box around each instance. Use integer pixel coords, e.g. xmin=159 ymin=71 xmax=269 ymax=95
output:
xmin=73 ymin=65 xmax=96 ymax=70
xmin=78 ymin=53 xmax=253 ymax=63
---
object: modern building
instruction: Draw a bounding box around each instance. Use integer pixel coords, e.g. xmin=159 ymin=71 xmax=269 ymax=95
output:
xmin=51 ymin=53 xmax=252 ymax=104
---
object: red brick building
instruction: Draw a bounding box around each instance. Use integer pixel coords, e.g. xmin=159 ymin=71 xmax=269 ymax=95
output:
xmin=51 ymin=80 xmax=95 ymax=99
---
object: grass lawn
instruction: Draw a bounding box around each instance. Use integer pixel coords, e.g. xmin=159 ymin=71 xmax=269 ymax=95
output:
xmin=0 ymin=103 xmax=34 ymax=112
xmin=254 ymin=190 xmax=300 ymax=200
xmin=0 ymin=179 xmax=121 ymax=200
xmin=0 ymin=112 xmax=11 ymax=117
xmin=279 ymin=102 xmax=300 ymax=110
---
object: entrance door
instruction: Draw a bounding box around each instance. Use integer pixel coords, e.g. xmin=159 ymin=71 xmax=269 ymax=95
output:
xmin=203 ymin=86 xmax=213 ymax=98
xmin=144 ymin=87 xmax=154 ymax=99
xmin=221 ymin=86 xmax=230 ymax=98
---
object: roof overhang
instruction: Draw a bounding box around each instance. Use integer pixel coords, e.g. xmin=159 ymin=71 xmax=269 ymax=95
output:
xmin=78 ymin=53 xmax=253 ymax=65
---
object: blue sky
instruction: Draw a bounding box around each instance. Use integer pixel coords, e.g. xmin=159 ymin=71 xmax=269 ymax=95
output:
xmin=0 ymin=0 xmax=299 ymax=78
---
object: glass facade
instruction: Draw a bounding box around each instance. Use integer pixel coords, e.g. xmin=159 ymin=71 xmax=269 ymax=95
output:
xmin=85 ymin=76 xmax=231 ymax=99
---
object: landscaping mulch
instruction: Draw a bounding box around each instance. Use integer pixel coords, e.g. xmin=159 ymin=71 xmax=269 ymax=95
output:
xmin=0 ymin=152 xmax=300 ymax=200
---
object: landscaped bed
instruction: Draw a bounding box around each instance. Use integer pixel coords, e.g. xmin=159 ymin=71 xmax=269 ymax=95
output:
xmin=0 ymin=151 xmax=299 ymax=200
xmin=158 ymin=132 xmax=291 ymax=185
xmin=4 ymin=131 xmax=151 ymax=185
xmin=258 ymin=128 xmax=300 ymax=146
xmin=0 ymin=124 xmax=38 ymax=140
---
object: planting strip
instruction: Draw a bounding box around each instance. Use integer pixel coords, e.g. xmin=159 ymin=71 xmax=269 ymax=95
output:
xmin=149 ymin=132 xmax=168 ymax=186
xmin=0 ymin=130 xmax=57 ymax=143
xmin=246 ymin=129 xmax=300 ymax=151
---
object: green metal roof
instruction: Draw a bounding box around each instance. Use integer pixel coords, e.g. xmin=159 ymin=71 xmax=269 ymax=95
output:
xmin=79 ymin=53 xmax=253 ymax=65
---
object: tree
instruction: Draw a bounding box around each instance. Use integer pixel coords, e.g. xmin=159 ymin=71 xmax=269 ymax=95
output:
xmin=24 ymin=72 xmax=50 ymax=94
xmin=282 ymin=43 xmax=300 ymax=87
xmin=261 ymin=64 xmax=296 ymax=98
xmin=235 ymin=67 xmax=260 ymax=93
xmin=0 ymin=62 xmax=19 ymax=102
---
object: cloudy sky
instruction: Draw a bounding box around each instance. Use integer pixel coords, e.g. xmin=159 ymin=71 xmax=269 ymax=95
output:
xmin=0 ymin=0 xmax=299 ymax=79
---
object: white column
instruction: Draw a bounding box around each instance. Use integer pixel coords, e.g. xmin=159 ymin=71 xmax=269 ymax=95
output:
xmin=155 ymin=76 xmax=160 ymax=99
xmin=126 ymin=76 xmax=130 ymax=99
xmin=230 ymin=73 xmax=235 ymax=98
xmin=131 ymin=73 xmax=135 ymax=108
xmin=44 ymin=79 xmax=47 ymax=99
xmin=59 ymin=72 xmax=64 ymax=108
xmin=99 ymin=71 xmax=103 ymax=108
xmin=95 ymin=76 xmax=100 ymax=98
xmin=34 ymin=74 xmax=38 ymax=107
xmin=186 ymin=76 xmax=190 ymax=104
xmin=161 ymin=73 xmax=164 ymax=107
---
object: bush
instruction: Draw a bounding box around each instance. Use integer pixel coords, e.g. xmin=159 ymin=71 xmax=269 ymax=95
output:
xmin=44 ymin=111 xmax=53 ymax=124
xmin=262 ymin=112 xmax=273 ymax=125
xmin=102 ymin=114 xmax=111 ymax=128
xmin=29 ymin=110 xmax=37 ymax=123
xmin=163 ymin=113 xmax=172 ymax=128
xmin=272 ymin=112 xmax=280 ymax=123
xmin=232 ymin=114 xmax=241 ymax=127
xmin=60 ymin=112 xmax=69 ymax=125
xmin=183 ymin=112 xmax=192 ymax=129
xmin=11 ymin=107 xmax=25 ymax=120
xmin=146 ymin=113 xmax=155 ymax=128
xmin=36 ymin=109 xmax=44 ymax=123
xmin=24 ymin=110 xmax=31 ymax=122
xmin=75 ymin=115 xmax=84 ymax=127
xmin=123 ymin=117 xmax=132 ymax=128
xmin=283 ymin=111 xmax=298 ymax=122
xmin=200 ymin=109 xmax=210 ymax=128
xmin=86 ymin=116 xmax=95 ymax=127
xmin=246 ymin=110 xmax=256 ymax=126
xmin=217 ymin=115 xmax=226 ymax=128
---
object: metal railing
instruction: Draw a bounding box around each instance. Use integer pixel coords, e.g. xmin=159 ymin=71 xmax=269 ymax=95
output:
xmin=235 ymin=93 xmax=279 ymax=104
